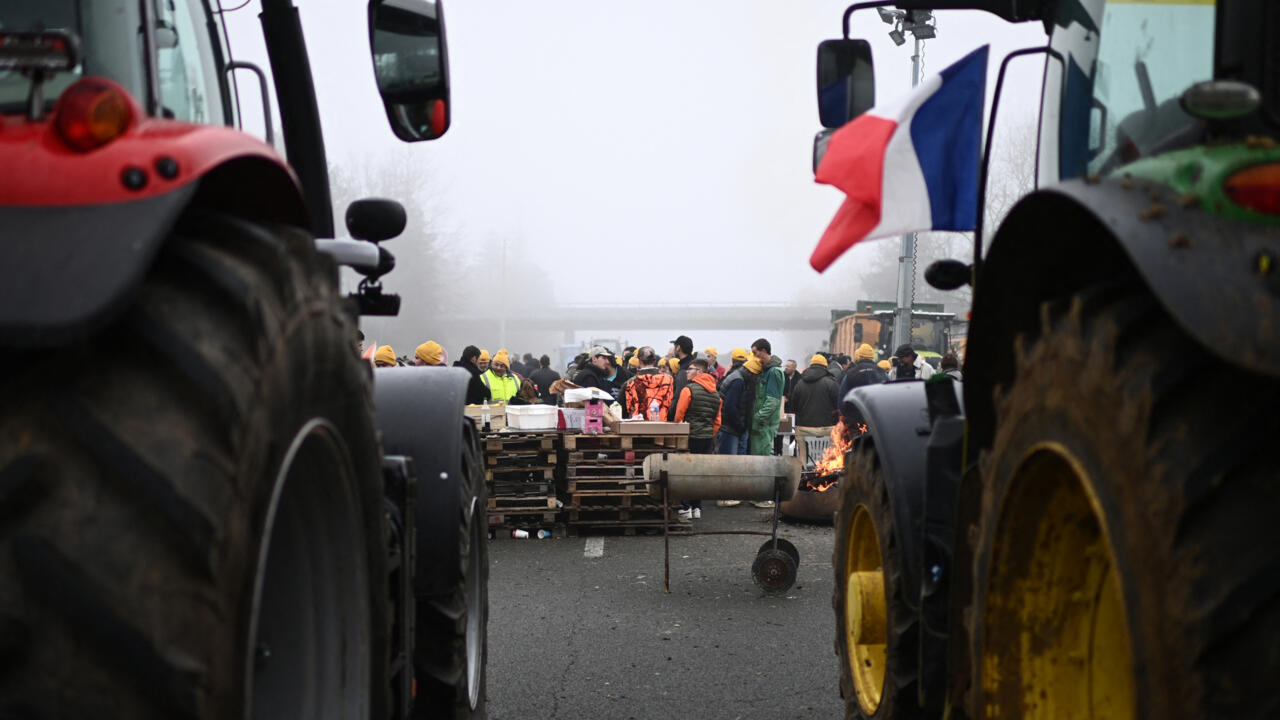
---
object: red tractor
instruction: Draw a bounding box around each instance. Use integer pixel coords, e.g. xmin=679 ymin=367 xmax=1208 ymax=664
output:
xmin=0 ymin=1 xmax=486 ymax=718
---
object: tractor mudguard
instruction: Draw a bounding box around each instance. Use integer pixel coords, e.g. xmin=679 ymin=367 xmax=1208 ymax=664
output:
xmin=372 ymin=366 xmax=479 ymax=599
xmin=965 ymin=176 xmax=1280 ymax=449
xmin=844 ymin=379 xmax=934 ymax=610
xmin=0 ymin=116 xmax=308 ymax=348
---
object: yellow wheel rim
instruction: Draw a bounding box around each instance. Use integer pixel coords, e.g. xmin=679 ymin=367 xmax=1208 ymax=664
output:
xmin=982 ymin=444 xmax=1136 ymax=719
xmin=845 ymin=504 xmax=887 ymax=715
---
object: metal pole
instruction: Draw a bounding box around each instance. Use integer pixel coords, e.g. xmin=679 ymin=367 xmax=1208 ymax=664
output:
xmin=893 ymin=34 xmax=924 ymax=352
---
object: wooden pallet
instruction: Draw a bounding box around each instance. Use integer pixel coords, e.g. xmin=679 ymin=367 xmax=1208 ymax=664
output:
xmin=485 ymin=466 xmax=555 ymax=483
xmin=565 ymin=464 xmax=644 ymax=479
xmin=492 ymin=479 xmax=556 ymax=496
xmin=562 ymin=434 xmax=689 ymax=452
xmin=487 ymin=450 xmax=557 ymax=467
xmin=565 ymin=477 xmax=648 ymax=494
xmin=482 ymin=431 xmax=559 ymax=452
xmin=488 ymin=511 xmax=559 ymax=528
xmin=488 ymin=494 xmax=558 ymax=512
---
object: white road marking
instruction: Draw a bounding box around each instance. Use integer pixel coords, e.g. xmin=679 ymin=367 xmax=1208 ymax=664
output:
xmin=584 ymin=537 xmax=604 ymax=558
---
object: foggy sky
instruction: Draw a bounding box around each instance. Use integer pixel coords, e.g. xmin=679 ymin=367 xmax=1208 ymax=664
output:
xmin=223 ymin=2 xmax=1042 ymax=360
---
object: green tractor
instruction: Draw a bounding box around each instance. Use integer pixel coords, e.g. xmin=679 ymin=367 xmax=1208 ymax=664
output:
xmin=820 ymin=1 xmax=1280 ymax=718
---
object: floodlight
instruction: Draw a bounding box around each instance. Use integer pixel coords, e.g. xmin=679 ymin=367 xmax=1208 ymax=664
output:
xmin=888 ymin=28 xmax=906 ymax=46
xmin=876 ymin=7 xmax=901 ymax=24
xmin=911 ymin=23 xmax=936 ymax=39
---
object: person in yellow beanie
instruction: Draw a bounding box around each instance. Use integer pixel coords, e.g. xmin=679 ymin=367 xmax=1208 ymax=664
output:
xmin=628 ymin=355 xmax=640 ymax=369
xmin=791 ymin=353 xmax=840 ymax=468
xmin=703 ymin=347 xmax=727 ymax=383
xmin=478 ymin=349 xmax=491 ymax=373
xmin=482 ymin=349 xmax=520 ymax=402
xmin=714 ymin=351 xmax=758 ymax=502
xmin=878 ymin=360 xmax=891 ymax=371
xmin=374 ymin=345 xmax=398 ymax=368
xmin=414 ymin=340 xmax=444 ymax=366
xmin=837 ymin=345 xmax=891 ymax=426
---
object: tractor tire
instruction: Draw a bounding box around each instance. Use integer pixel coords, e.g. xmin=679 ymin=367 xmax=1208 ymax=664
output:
xmin=413 ymin=418 xmax=489 ymax=719
xmin=0 ymin=211 xmax=389 ymax=720
xmin=968 ymin=289 xmax=1280 ymax=719
xmin=833 ymin=447 xmax=922 ymax=720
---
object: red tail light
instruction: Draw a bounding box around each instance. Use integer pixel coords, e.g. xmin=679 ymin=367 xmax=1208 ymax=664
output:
xmin=1224 ymin=163 xmax=1280 ymax=216
xmin=53 ymin=78 xmax=134 ymax=152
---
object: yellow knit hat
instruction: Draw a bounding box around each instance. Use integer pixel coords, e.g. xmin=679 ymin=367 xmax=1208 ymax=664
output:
xmin=493 ymin=349 xmax=510 ymax=368
xmin=374 ymin=345 xmax=397 ymax=366
xmin=878 ymin=360 xmax=891 ymax=371
xmin=479 ymin=349 xmax=490 ymax=362
xmin=731 ymin=348 xmax=748 ymax=362
xmin=668 ymin=357 xmax=682 ymax=372
xmin=415 ymin=341 xmax=443 ymax=366
xmin=809 ymin=353 xmax=828 ymax=367
xmin=744 ymin=357 xmax=763 ymax=374
xmin=628 ymin=356 xmax=640 ymax=368
xmin=855 ymin=343 xmax=876 ymax=361
xmin=703 ymin=346 xmax=718 ymax=357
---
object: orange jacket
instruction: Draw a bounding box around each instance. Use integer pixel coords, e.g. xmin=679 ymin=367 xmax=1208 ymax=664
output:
xmin=625 ymin=369 xmax=674 ymax=419
xmin=675 ymin=373 xmax=722 ymax=436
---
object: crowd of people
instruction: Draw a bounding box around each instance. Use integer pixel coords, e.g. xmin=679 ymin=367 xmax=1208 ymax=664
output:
xmin=358 ymin=330 xmax=962 ymax=522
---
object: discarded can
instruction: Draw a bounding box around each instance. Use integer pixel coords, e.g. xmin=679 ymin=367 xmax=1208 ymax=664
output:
xmin=511 ymin=529 xmax=529 ymax=539
xmin=536 ymin=529 xmax=552 ymax=539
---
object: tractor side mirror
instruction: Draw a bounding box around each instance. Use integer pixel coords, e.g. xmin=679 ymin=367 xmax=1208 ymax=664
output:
xmin=346 ymin=198 xmax=407 ymax=243
xmin=813 ymin=128 xmax=833 ymax=174
xmin=924 ymin=259 xmax=972 ymax=290
xmin=368 ymin=0 xmax=451 ymax=141
xmin=817 ymin=39 xmax=875 ymax=129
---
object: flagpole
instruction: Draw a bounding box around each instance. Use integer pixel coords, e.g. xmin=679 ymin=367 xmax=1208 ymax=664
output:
xmin=892 ymin=34 xmax=924 ymax=354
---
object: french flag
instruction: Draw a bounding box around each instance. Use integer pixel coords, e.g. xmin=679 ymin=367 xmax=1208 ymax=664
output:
xmin=810 ymin=45 xmax=988 ymax=273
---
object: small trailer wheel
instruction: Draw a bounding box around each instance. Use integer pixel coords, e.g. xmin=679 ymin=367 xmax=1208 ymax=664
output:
xmin=752 ymin=548 xmax=798 ymax=594
xmin=756 ymin=538 xmax=800 ymax=568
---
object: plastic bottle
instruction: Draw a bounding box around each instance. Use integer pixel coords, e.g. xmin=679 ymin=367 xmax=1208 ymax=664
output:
xmin=511 ymin=529 xmax=529 ymax=539
xmin=536 ymin=529 xmax=552 ymax=539
xmin=648 ymin=398 xmax=660 ymax=421
xmin=481 ymin=398 xmax=491 ymax=432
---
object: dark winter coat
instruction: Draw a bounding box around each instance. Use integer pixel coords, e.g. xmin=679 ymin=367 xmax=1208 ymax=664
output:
xmin=529 ymin=366 xmax=561 ymax=404
xmin=675 ymin=374 xmax=722 ymax=439
xmin=666 ymin=353 xmax=697 ymax=420
xmin=573 ymin=363 xmax=608 ymax=391
xmin=839 ymin=359 xmax=889 ymax=425
xmin=719 ymin=368 xmax=748 ymax=435
xmin=789 ymin=364 xmax=840 ymax=428
xmin=453 ymin=360 xmax=490 ymax=405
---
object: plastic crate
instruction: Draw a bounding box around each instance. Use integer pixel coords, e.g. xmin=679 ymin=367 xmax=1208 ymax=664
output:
xmin=505 ymin=404 xmax=558 ymax=430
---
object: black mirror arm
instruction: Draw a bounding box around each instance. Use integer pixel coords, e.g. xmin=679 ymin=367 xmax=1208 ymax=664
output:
xmin=973 ymin=45 xmax=1064 ymax=279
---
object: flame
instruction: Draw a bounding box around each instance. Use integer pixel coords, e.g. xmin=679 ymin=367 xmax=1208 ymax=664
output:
xmin=805 ymin=420 xmax=866 ymax=491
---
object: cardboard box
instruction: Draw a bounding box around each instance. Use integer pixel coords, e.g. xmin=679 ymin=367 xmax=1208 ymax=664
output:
xmin=614 ymin=421 xmax=689 ymax=436
xmin=778 ymin=414 xmax=795 ymax=434
xmin=464 ymin=403 xmax=506 ymax=431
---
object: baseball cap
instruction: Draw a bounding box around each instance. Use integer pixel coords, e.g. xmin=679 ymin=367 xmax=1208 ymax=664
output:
xmin=589 ymin=345 xmax=612 ymax=358
xmin=669 ymin=335 xmax=693 ymax=354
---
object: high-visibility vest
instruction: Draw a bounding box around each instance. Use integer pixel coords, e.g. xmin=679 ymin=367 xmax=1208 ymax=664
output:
xmin=482 ymin=370 xmax=520 ymax=402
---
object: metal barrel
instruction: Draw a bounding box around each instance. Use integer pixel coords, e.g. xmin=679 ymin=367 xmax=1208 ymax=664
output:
xmin=644 ymin=454 xmax=801 ymax=501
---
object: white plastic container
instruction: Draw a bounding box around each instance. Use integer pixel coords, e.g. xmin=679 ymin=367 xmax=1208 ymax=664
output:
xmin=505 ymin=404 xmax=558 ymax=430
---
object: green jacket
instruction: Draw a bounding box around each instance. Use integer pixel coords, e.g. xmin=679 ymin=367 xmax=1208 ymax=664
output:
xmin=749 ymin=356 xmax=785 ymax=455
xmin=482 ymin=369 xmax=520 ymax=403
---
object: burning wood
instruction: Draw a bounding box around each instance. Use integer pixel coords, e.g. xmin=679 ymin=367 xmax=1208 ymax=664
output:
xmin=803 ymin=420 xmax=866 ymax=492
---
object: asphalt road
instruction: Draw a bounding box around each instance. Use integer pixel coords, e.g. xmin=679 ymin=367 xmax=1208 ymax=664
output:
xmin=485 ymin=504 xmax=846 ymax=720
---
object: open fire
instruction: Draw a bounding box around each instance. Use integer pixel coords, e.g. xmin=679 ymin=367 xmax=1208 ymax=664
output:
xmin=801 ymin=419 xmax=867 ymax=492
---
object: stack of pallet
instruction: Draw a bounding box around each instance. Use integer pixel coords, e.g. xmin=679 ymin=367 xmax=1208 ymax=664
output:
xmin=562 ymin=432 xmax=689 ymax=535
xmin=484 ymin=430 xmax=560 ymax=532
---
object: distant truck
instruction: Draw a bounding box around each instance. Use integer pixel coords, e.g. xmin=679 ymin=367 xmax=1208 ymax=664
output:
xmin=829 ymin=300 xmax=965 ymax=361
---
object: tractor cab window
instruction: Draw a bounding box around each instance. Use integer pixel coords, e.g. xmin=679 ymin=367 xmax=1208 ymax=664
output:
xmin=154 ymin=0 xmax=231 ymax=124
xmin=1086 ymin=1 xmax=1216 ymax=177
xmin=0 ymin=0 xmax=83 ymax=113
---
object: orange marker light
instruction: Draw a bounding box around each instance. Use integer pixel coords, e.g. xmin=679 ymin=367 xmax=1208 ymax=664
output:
xmin=1225 ymin=163 xmax=1280 ymax=216
xmin=54 ymin=78 xmax=133 ymax=152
